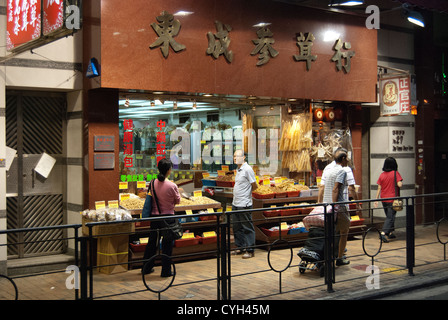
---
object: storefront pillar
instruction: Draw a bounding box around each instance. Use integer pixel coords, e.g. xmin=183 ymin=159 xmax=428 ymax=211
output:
xmin=82 ymin=88 xmax=120 ymax=210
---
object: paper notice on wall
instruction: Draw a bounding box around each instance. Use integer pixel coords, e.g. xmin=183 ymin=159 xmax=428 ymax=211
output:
xmin=34 ymin=153 xmax=57 ymax=178
xmin=5 ymin=146 xmax=17 ymax=171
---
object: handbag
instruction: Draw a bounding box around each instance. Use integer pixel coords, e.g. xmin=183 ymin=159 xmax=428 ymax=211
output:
xmin=151 ymin=180 xmax=183 ymax=240
xmin=141 ymin=180 xmax=154 ymax=218
xmin=392 ymin=171 xmax=403 ymax=211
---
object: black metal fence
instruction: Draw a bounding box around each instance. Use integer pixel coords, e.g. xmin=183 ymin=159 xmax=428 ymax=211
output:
xmin=1 ymin=192 xmax=447 ymax=300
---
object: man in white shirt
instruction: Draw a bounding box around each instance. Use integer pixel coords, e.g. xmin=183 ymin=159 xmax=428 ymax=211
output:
xmin=232 ymin=149 xmax=258 ymax=259
xmin=319 ymin=148 xmax=359 ymax=266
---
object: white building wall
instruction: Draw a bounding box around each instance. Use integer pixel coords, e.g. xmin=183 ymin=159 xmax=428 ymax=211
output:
xmin=0 ymin=0 xmax=84 ymax=273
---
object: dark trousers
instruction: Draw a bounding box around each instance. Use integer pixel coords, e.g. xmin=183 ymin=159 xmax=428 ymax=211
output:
xmin=382 ymin=201 xmax=396 ymax=235
xmin=231 ymin=205 xmax=255 ymax=253
xmin=143 ymin=216 xmax=174 ymax=275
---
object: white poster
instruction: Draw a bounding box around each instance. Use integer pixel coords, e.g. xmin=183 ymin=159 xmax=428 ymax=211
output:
xmin=5 ymin=146 xmax=17 ymax=171
xmin=34 ymin=152 xmax=57 ymax=178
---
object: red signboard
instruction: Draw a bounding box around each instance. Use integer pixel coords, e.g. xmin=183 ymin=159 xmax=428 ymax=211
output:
xmin=43 ymin=0 xmax=65 ymax=36
xmin=6 ymin=0 xmax=42 ymax=51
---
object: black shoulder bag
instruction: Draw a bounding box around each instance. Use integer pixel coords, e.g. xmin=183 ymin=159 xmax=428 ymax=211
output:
xmin=151 ymin=181 xmax=183 ymax=240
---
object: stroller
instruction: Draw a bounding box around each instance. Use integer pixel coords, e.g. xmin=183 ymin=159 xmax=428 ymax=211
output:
xmin=298 ymin=206 xmax=339 ymax=277
xmin=297 ymin=227 xmax=326 ymax=277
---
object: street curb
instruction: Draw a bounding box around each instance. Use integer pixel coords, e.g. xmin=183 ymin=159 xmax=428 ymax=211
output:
xmin=318 ymin=271 xmax=448 ymax=300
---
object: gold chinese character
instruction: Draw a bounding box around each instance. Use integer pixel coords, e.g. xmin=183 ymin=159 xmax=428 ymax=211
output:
xmin=293 ymin=32 xmax=317 ymax=71
xmin=206 ymin=21 xmax=233 ymax=63
xmin=149 ymin=11 xmax=186 ymax=58
xmin=331 ymin=39 xmax=355 ymax=73
xmin=251 ymin=27 xmax=279 ymax=66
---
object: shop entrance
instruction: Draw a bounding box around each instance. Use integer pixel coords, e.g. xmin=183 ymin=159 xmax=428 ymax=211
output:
xmin=5 ymin=91 xmax=67 ymax=258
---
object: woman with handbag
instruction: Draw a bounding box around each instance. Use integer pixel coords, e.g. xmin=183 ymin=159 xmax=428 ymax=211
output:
xmin=374 ymin=157 xmax=403 ymax=243
xmin=142 ymin=158 xmax=182 ymax=277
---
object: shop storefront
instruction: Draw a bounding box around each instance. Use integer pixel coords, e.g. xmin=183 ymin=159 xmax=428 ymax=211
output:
xmin=81 ymin=0 xmax=377 ymax=270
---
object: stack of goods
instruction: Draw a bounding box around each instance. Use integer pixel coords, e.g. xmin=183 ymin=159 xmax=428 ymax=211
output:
xmin=81 ymin=208 xmax=133 ymax=222
xmin=280 ymin=113 xmax=312 ymax=172
xmin=252 ymin=185 xmax=275 ymax=199
xmin=177 ymin=196 xmax=219 ymax=207
xmin=216 ymin=174 xmax=235 ymax=187
xmin=120 ymin=197 xmax=145 ymax=210
xmin=288 ymin=222 xmax=307 ymax=234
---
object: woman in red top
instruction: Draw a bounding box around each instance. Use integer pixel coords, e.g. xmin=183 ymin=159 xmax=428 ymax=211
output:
xmin=374 ymin=157 xmax=403 ymax=242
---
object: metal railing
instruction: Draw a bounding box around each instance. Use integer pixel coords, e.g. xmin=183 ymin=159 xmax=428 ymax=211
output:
xmin=0 ymin=192 xmax=447 ymax=300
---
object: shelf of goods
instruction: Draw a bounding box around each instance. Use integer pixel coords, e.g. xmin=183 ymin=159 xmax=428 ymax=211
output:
xmin=126 ymin=195 xmax=224 ymax=268
xmin=251 ymin=194 xmax=318 ymax=243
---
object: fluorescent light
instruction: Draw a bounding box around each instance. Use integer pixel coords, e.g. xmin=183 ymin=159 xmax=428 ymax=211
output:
xmin=329 ymin=0 xmax=364 ymax=6
xmin=173 ymin=11 xmax=194 ymax=16
xmin=407 ymin=12 xmax=425 ymax=27
xmin=253 ymin=22 xmax=271 ymax=28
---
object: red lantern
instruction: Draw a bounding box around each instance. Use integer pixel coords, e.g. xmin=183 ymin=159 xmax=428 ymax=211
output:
xmin=324 ymin=108 xmax=335 ymax=122
xmin=314 ymin=108 xmax=324 ymax=122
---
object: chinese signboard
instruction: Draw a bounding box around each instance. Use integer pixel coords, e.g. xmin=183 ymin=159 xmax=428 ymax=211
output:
xmin=43 ymin=0 xmax=65 ymax=36
xmin=101 ymin=0 xmax=377 ymax=103
xmin=6 ymin=0 xmax=82 ymax=52
xmin=123 ymin=119 xmax=134 ymax=168
xmin=156 ymin=120 xmax=167 ymax=164
xmin=6 ymin=0 xmax=42 ymax=51
xmin=380 ymin=75 xmax=411 ymax=116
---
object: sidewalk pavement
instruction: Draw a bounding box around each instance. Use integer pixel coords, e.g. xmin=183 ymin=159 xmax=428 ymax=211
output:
xmin=2 ymin=223 xmax=448 ymax=301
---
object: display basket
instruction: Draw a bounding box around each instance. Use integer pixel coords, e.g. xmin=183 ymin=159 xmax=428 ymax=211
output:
xmin=263 ymin=209 xmax=280 ymax=217
xmin=200 ymin=235 xmax=217 ymax=245
xmin=260 ymin=227 xmax=288 ymax=237
xmin=350 ymin=218 xmax=365 ymax=226
xmin=299 ymin=207 xmax=314 ymax=215
xmin=216 ymin=181 xmax=235 ymax=187
xmin=274 ymin=191 xmax=287 ymax=198
xmin=129 ymin=242 xmax=146 ymax=252
xmin=175 ymin=235 xmax=201 ymax=247
xmin=287 ymin=191 xmax=300 ymax=197
xmin=252 ymin=192 xmax=275 ymax=199
xmin=280 ymin=208 xmax=300 ymax=216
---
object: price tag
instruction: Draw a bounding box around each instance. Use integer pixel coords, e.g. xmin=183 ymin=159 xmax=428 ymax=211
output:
xmin=351 ymin=215 xmax=360 ymax=221
xmin=256 ymin=176 xmax=259 ymax=184
xmin=274 ymin=177 xmax=282 ymax=185
xmin=194 ymin=190 xmax=202 ymax=197
xmin=222 ymin=165 xmax=229 ymax=172
xmin=263 ymin=179 xmax=270 ymax=185
xmin=226 ymin=205 xmax=233 ymax=212
xmin=270 ymin=205 xmax=277 ymax=208
xmin=137 ymin=181 xmax=146 ymax=188
xmin=95 ymin=201 xmax=106 ymax=210
xmin=136 ymin=155 xmax=143 ymax=160
xmin=139 ymin=237 xmax=148 ymax=244
xmin=207 ymin=208 xmax=214 ymax=213
xmin=217 ymin=170 xmax=225 ymax=176
xmin=203 ymin=231 xmax=216 ymax=238
xmin=182 ymin=232 xmax=195 ymax=239
xmin=202 ymin=172 xmax=210 ymax=178
xmin=119 ymin=182 xmax=128 ymax=190
xmin=108 ymin=200 xmax=119 ymax=208
xmin=201 ymin=140 xmax=206 ymax=144
xmin=280 ymin=222 xmax=288 ymax=230
xmin=217 ymin=208 xmax=223 ymax=212
xmin=119 ymin=193 xmax=130 ymax=201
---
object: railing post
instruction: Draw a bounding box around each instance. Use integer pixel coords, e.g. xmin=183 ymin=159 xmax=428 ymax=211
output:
xmin=324 ymin=205 xmax=335 ymax=292
xmin=406 ymin=197 xmax=415 ymax=276
xmin=218 ymin=211 xmax=230 ymax=300
xmin=79 ymin=236 xmax=89 ymax=300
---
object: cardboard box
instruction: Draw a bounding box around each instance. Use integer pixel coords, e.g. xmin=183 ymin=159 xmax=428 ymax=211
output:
xmin=97 ymin=235 xmax=129 ymax=274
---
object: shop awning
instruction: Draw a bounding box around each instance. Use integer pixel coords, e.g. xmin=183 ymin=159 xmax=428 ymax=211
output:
xmin=396 ymin=0 xmax=448 ymax=13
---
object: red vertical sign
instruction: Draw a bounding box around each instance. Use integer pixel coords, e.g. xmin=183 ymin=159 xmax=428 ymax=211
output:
xmin=43 ymin=0 xmax=65 ymax=35
xmin=6 ymin=0 xmax=42 ymax=51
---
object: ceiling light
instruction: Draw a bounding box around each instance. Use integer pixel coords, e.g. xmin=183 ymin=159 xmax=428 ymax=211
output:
xmin=173 ymin=100 xmax=178 ymax=110
xmin=203 ymin=93 xmax=213 ymax=97
xmin=192 ymin=100 xmax=197 ymax=109
xmin=329 ymin=0 xmax=364 ymax=6
xmin=173 ymin=11 xmax=194 ymax=16
xmin=287 ymin=98 xmax=297 ymax=102
xmin=153 ymin=91 xmax=164 ymax=94
xmin=406 ymin=10 xmax=425 ymax=27
xmin=253 ymin=22 xmax=271 ymax=28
